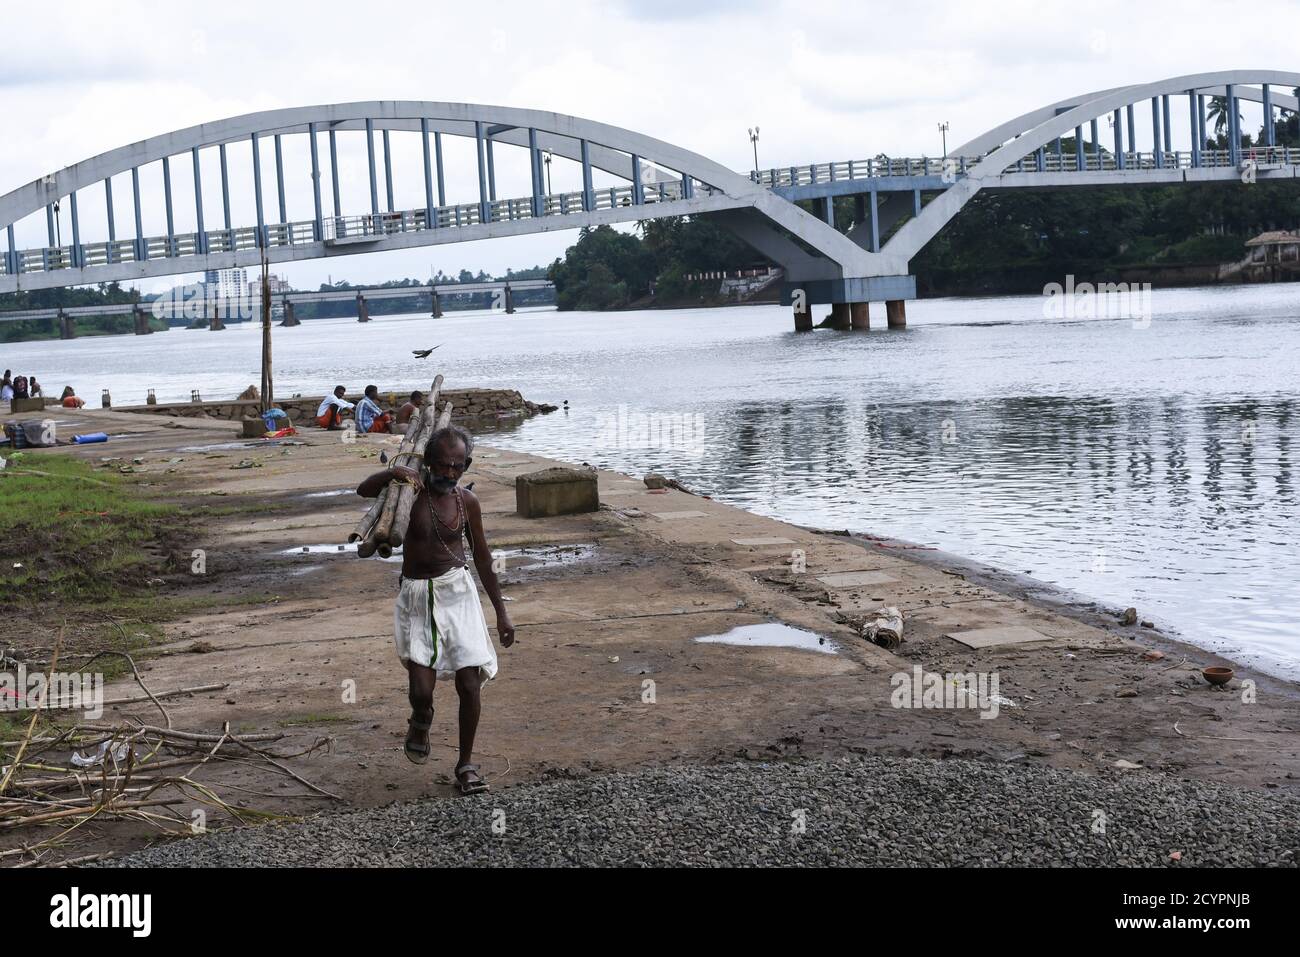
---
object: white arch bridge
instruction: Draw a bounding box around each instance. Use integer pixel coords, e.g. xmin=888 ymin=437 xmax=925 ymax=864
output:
xmin=1 ymin=70 xmax=1296 ymax=330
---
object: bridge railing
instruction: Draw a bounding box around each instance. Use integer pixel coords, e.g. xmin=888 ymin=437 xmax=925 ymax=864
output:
xmin=752 ymin=157 xmax=977 ymax=187
xmin=999 ymin=146 xmax=1300 ymax=174
xmin=747 ymin=147 xmax=1300 ymax=190
xmin=0 ymin=175 xmax=717 ymax=279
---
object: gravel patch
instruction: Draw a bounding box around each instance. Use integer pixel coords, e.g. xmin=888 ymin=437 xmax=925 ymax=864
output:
xmin=101 ymin=757 xmax=1299 ymax=867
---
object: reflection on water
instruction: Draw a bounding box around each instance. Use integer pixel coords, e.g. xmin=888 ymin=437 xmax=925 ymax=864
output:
xmin=10 ymin=286 xmax=1299 ymax=677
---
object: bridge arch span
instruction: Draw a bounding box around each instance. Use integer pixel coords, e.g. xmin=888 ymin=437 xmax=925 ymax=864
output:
xmin=0 ymin=101 xmax=869 ymax=294
xmin=883 ymin=70 xmax=1300 ymax=267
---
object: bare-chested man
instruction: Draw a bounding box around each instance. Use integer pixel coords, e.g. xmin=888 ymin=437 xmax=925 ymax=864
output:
xmin=356 ymin=425 xmax=514 ymax=794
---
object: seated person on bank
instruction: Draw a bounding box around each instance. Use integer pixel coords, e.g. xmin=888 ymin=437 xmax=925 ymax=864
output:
xmin=355 ymin=384 xmax=394 ymax=434
xmin=396 ymin=390 xmax=424 ymax=433
xmin=316 ymin=385 xmax=354 ymax=430
xmin=60 ymin=386 xmax=85 ymax=409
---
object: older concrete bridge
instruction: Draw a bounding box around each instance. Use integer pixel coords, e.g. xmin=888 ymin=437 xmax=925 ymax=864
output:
xmin=0 ymin=278 xmax=554 ymax=337
xmin=1 ymin=70 xmax=1296 ymax=331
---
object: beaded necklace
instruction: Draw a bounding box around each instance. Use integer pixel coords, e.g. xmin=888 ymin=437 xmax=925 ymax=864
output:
xmin=426 ymin=484 xmax=468 ymax=566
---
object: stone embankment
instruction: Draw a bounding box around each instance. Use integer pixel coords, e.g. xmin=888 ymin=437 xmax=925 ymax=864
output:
xmin=98 ymin=388 xmax=554 ymax=425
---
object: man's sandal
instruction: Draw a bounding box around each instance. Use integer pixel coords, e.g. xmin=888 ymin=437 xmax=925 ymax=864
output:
xmin=455 ymin=762 xmax=489 ymax=795
xmin=404 ymin=715 xmax=432 ymax=765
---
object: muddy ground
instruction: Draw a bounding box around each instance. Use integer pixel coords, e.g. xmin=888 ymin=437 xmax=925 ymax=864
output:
xmin=4 ymin=405 xmax=1298 ymax=864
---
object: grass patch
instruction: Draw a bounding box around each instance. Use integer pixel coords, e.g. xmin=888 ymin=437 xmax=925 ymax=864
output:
xmin=0 ymin=453 xmax=184 ymax=606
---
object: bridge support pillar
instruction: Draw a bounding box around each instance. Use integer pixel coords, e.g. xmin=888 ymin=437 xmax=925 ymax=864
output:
xmin=431 ymin=291 xmax=443 ymax=318
xmin=209 ymin=305 xmax=226 ymax=331
xmin=827 ymin=303 xmax=851 ymax=330
xmin=133 ymin=306 xmax=152 ymax=335
xmin=357 ymin=295 xmax=370 ymax=323
xmin=280 ymin=301 xmax=300 ymax=327
xmin=850 ymin=302 xmax=870 ymax=330
xmin=504 ymin=285 xmax=515 ymax=314
xmin=793 ymin=303 xmax=813 ymax=332
xmin=59 ymin=313 xmax=75 ymax=339
xmin=886 ymin=299 xmax=907 ymax=330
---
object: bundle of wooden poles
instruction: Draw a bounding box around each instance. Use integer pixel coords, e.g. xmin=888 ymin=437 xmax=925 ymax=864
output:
xmin=350 ymin=373 xmax=453 ymax=558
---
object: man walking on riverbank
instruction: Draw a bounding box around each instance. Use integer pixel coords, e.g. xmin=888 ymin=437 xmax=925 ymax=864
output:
xmin=355 ymin=425 xmax=514 ymax=795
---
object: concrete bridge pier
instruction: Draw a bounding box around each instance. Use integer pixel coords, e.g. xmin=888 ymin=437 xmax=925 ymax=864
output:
xmin=850 ymin=302 xmax=870 ymax=330
xmin=793 ymin=303 xmax=813 ymax=332
xmin=503 ymin=285 xmax=515 ymax=314
xmin=280 ymin=301 xmax=300 ymax=326
xmin=357 ymin=294 xmax=370 ymax=322
xmin=827 ymin=303 xmax=851 ymax=330
xmin=133 ymin=306 xmax=152 ymax=335
xmin=886 ymin=300 xmax=907 ymax=329
xmin=431 ymin=291 xmax=443 ymax=318
xmin=58 ymin=311 xmax=75 ymax=339
xmin=209 ymin=306 xmax=226 ymax=331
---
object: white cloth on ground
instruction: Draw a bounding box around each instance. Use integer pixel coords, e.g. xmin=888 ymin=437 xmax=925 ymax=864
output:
xmin=393 ymin=565 xmax=498 ymax=680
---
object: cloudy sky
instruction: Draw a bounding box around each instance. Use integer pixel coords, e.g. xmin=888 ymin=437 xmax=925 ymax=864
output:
xmin=2 ymin=0 xmax=1296 ymax=293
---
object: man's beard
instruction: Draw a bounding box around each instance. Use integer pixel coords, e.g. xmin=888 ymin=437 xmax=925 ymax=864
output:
xmin=426 ymin=475 xmax=457 ymax=494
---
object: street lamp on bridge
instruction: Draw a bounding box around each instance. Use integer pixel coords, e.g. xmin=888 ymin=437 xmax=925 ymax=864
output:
xmin=748 ymin=127 xmax=760 ymax=173
xmin=938 ymin=121 xmax=950 ymax=157
xmin=543 ymin=149 xmax=553 ymax=195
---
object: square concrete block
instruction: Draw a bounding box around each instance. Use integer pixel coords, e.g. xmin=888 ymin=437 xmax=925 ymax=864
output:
xmin=816 ymin=570 xmax=899 ymax=588
xmin=9 ymin=397 xmax=44 ymax=414
xmin=947 ymin=625 xmax=1054 ymax=649
xmin=516 ymin=466 xmax=599 ymax=518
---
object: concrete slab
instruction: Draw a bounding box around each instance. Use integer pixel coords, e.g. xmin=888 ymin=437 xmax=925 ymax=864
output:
xmin=947 ymin=625 xmax=1057 ymax=649
xmin=817 ymin=570 xmax=899 ymax=588
xmin=731 ymin=537 xmax=795 ymax=546
xmin=653 ymin=510 xmax=710 ymax=520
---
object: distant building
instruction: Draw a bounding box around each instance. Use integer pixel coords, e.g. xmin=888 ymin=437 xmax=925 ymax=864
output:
xmin=1245 ymin=231 xmax=1300 ymax=265
xmin=204 ymin=267 xmax=248 ymax=301
xmin=1221 ymin=231 xmax=1300 ymax=283
xmin=248 ymin=274 xmax=291 ymax=298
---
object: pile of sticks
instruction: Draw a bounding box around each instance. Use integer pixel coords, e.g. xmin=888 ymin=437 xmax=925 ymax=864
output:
xmin=350 ymin=374 xmax=453 ymax=558
xmin=0 ymin=641 xmax=336 ymax=867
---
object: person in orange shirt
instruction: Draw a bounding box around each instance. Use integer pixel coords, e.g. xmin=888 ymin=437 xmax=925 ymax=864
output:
xmin=60 ymin=386 xmax=86 ymax=409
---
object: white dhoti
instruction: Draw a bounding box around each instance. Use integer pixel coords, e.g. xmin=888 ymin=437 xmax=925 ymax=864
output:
xmin=393 ymin=566 xmax=499 ymax=680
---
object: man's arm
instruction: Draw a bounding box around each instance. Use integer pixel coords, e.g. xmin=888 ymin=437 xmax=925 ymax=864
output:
xmin=356 ymin=465 xmax=418 ymax=498
xmin=463 ymin=489 xmax=515 ymax=647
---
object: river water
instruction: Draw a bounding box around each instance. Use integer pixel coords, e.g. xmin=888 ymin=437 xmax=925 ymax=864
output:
xmin=6 ymin=284 xmax=1298 ymax=678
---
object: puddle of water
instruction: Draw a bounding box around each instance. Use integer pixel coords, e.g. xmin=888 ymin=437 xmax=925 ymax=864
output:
xmin=496 ymin=543 xmax=597 ymax=571
xmin=694 ymin=622 xmax=838 ymax=655
xmin=175 ymin=439 xmax=302 ymax=453
xmin=278 ymin=542 xmax=402 ymax=563
xmin=303 ymin=489 xmax=354 ymax=498
xmin=175 ymin=441 xmax=261 ymax=453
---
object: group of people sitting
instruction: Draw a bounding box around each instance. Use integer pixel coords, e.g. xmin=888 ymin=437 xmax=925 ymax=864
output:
xmin=1 ymin=369 xmax=86 ymax=408
xmin=1 ymin=370 xmax=44 ymax=402
xmin=316 ymin=386 xmax=425 ymax=434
